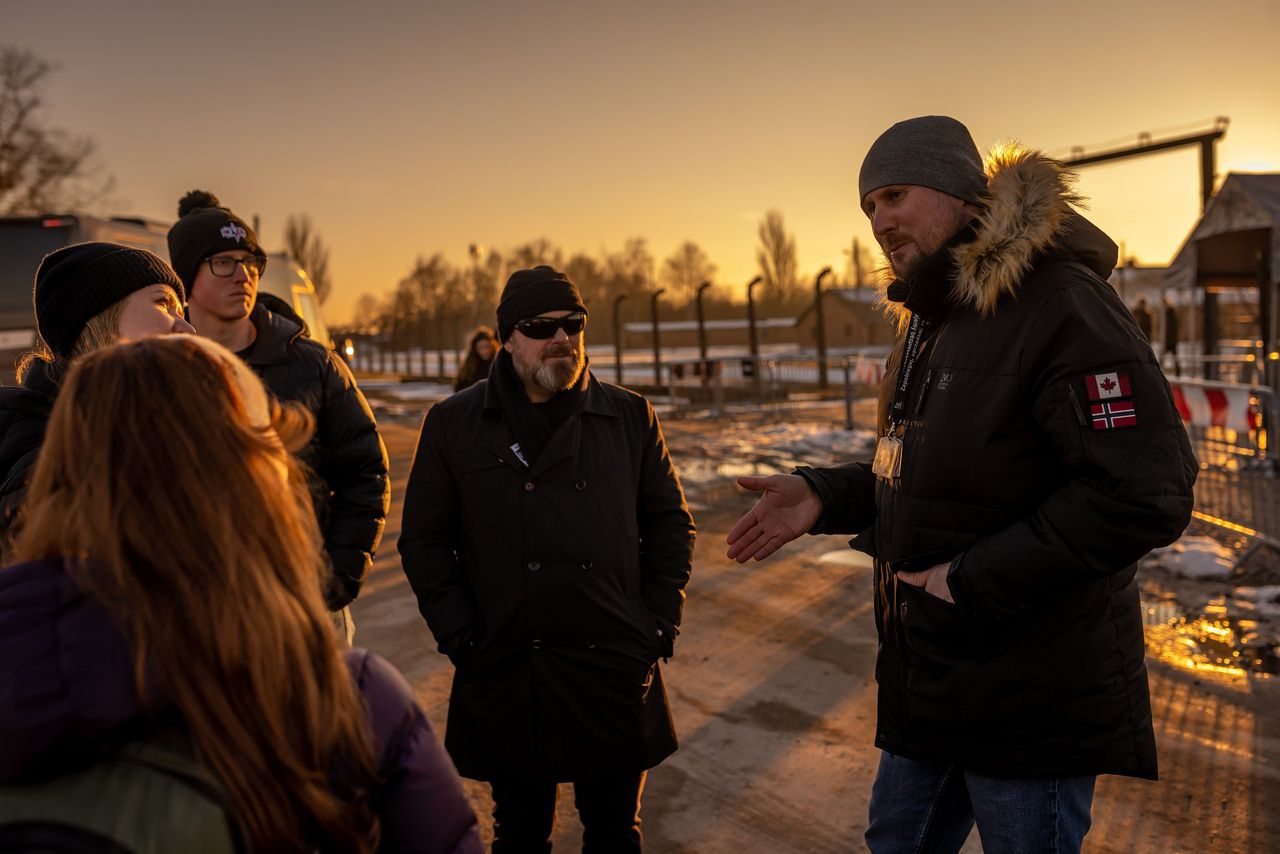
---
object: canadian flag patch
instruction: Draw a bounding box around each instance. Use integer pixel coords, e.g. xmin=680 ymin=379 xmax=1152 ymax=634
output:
xmin=1091 ymin=401 xmax=1137 ymax=430
xmin=1086 ymin=371 xmax=1131 ymax=400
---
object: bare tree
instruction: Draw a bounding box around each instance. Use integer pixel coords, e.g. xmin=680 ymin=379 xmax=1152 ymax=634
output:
xmin=565 ymin=252 xmax=605 ymax=310
xmin=603 ymin=237 xmax=655 ymax=299
xmin=283 ymin=213 xmax=334 ymax=303
xmin=0 ymin=45 xmax=111 ymax=215
xmin=468 ymin=246 xmax=504 ymax=327
xmin=843 ymin=235 xmax=880 ymax=289
xmin=352 ymin=292 xmax=382 ymax=332
xmin=403 ymin=253 xmax=451 ymax=316
xmin=755 ymin=209 xmax=798 ymax=308
xmin=661 ymin=241 xmax=717 ymax=303
xmin=507 ymin=238 xmax=563 ymax=271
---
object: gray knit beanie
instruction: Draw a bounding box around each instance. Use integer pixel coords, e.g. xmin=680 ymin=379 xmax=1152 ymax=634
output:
xmin=858 ymin=116 xmax=987 ymax=205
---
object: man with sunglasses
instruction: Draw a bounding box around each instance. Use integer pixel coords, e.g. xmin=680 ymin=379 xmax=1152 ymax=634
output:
xmin=400 ymin=265 xmax=695 ymax=852
xmin=168 ymin=190 xmax=389 ymax=639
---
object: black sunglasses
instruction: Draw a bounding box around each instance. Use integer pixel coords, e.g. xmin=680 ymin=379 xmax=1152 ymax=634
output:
xmin=513 ymin=312 xmax=586 ymax=339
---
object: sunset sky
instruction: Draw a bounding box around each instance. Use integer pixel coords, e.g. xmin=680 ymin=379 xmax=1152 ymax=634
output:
xmin=6 ymin=0 xmax=1278 ymax=324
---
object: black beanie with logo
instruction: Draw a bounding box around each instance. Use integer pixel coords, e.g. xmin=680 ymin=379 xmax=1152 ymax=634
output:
xmin=165 ymin=190 xmax=264 ymax=293
xmin=34 ymin=242 xmax=185 ymax=359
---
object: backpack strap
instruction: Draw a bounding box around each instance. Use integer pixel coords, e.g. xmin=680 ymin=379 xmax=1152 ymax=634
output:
xmin=0 ymin=728 xmax=241 ymax=854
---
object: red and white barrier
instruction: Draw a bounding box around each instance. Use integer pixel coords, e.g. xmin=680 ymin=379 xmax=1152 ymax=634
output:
xmin=850 ymin=356 xmax=885 ymax=385
xmin=1169 ymin=380 xmax=1262 ymax=433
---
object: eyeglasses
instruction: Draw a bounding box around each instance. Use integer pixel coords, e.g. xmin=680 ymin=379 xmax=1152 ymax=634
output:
xmin=205 ymin=255 xmax=267 ymax=277
xmin=513 ymin=312 xmax=586 ymax=339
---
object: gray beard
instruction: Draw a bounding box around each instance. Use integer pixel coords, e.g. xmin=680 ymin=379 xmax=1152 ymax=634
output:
xmin=534 ymin=356 xmax=585 ymax=394
xmin=516 ymin=349 xmax=586 ymax=396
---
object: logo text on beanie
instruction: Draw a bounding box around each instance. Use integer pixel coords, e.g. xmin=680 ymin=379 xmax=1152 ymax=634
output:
xmin=220 ymin=223 xmax=248 ymax=242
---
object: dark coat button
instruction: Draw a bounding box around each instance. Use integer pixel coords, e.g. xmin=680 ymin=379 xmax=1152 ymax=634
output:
xmin=524 ymin=481 xmax=535 ymax=492
xmin=531 ymin=639 xmax=542 ymax=650
xmin=528 ymin=561 xmax=541 ymax=572
xmin=580 ymin=560 xmax=593 ymax=570
xmin=574 ymin=479 xmax=587 ymax=490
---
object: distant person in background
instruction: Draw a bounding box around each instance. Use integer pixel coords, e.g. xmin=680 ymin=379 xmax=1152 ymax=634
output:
xmin=168 ymin=190 xmax=389 ymax=633
xmin=1131 ymin=294 xmax=1154 ymax=342
xmin=1163 ymin=295 xmax=1180 ymax=374
xmin=0 ymin=335 xmax=482 ymax=853
xmin=454 ymin=326 xmax=500 ymax=392
xmin=0 ymin=242 xmax=194 ymax=545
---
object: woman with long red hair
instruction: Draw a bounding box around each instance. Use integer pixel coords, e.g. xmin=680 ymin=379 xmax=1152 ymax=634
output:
xmin=0 ymin=335 xmax=480 ymax=853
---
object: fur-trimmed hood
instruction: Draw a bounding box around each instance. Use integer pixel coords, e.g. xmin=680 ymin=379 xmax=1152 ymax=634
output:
xmin=883 ymin=145 xmax=1118 ymax=322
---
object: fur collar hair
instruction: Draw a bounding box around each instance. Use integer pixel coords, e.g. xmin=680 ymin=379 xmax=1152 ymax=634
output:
xmin=879 ymin=144 xmax=1085 ymax=324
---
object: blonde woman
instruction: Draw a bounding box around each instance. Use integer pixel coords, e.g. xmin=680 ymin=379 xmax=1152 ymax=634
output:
xmin=0 ymin=241 xmax=194 ymax=542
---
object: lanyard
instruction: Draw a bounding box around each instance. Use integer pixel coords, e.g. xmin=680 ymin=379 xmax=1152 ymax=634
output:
xmin=887 ymin=313 xmax=927 ymax=431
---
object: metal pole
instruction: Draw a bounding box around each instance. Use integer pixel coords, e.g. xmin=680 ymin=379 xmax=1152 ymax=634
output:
xmin=650 ymin=288 xmax=666 ymax=387
xmin=435 ymin=313 xmax=446 ymax=377
xmin=452 ymin=312 xmax=464 ymax=377
xmin=423 ymin=312 xmax=434 ymax=377
xmin=746 ymin=276 xmax=763 ymax=393
xmin=844 ymin=358 xmax=854 ymax=430
xmin=1200 ymin=137 xmax=1217 ymax=213
xmin=1264 ymin=249 xmax=1278 ymax=394
xmin=814 ymin=266 xmax=832 ymax=390
xmin=696 ymin=281 xmax=711 ymax=386
xmin=853 ymin=238 xmax=863 ymax=294
xmin=612 ymin=293 xmax=628 ymax=386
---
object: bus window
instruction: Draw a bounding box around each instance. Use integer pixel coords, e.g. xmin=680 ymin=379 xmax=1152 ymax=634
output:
xmin=291 ymin=287 xmax=330 ymax=345
xmin=0 ymin=222 xmax=73 ymax=320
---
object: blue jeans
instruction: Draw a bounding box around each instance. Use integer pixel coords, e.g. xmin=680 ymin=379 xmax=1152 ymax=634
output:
xmin=865 ymin=752 xmax=1096 ymax=854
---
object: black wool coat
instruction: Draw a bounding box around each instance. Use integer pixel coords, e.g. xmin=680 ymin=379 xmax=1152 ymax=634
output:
xmin=398 ymin=372 xmax=695 ymax=781
xmin=801 ymin=150 xmax=1197 ymax=780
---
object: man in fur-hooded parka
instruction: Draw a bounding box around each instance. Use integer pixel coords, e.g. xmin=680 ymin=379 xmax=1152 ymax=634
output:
xmin=727 ymin=117 xmax=1197 ymax=848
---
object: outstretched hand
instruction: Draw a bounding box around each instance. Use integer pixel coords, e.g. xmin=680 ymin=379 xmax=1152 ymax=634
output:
xmin=726 ymin=474 xmax=822 ymax=563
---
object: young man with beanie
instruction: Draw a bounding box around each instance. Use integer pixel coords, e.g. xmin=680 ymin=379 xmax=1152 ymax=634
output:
xmin=167 ymin=191 xmax=389 ymax=624
xmin=727 ymin=116 xmax=1198 ymax=852
xmin=399 ymin=265 xmax=696 ymax=852
xmin=0 ymin=243 xmax=195 ymax=541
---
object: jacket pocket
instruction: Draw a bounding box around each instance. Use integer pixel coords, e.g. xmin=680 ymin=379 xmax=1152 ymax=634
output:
xmin=898 ymin=581 xmax=989 ymax=658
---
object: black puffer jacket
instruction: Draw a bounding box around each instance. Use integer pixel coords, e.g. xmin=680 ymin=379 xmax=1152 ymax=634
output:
xmin=245 ymin=295 xmax=390 ymax=608
xmin=800 ymin=148 xmax=1197 ymax=780
xmin=0 ymin=361 xmax=59 ymax=544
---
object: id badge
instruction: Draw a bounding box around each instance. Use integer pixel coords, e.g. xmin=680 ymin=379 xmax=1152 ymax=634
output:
xmin=871 ymin=435 xmax=903 ymax=480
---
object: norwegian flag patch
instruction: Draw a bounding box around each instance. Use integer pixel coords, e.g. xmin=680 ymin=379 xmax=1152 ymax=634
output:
xmin=1091 ymin=401 xmax=1137 ymax=430
xmin=1086 ymin=371 xmax=1131 ymax=400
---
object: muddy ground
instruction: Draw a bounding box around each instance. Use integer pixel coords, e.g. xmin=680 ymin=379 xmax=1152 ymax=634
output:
xmin=352 ymin=408 xmax=1280 ymax=853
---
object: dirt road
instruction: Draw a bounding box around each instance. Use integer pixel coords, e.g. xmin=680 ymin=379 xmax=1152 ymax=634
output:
xmin=353 ymin=418 xmax=1280 ymax=853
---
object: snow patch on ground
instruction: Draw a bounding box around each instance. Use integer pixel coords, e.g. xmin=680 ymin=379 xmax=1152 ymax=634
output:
xmin=673 ymin=422 xmax=876 ymax=492
xmin=1146 ymin=536 xmax=1236 ymax=580
xmin=1234 ymin=586 xmax=1280 ymax=618
xmin=361 ymin=380 xmax=455 ymax=401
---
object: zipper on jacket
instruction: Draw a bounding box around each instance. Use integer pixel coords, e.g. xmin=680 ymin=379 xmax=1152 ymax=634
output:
xmin=898 ymin=599 xmax=910 ymax=722
xmin=1067 ymin=383 xmax=1087 ymax=427
xmin=913 ymin=368 xmax=935 ymax=418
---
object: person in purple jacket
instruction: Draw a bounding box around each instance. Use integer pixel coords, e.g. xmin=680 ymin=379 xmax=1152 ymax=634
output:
xmin=0 ymin=334 xmax=481 ymax=853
